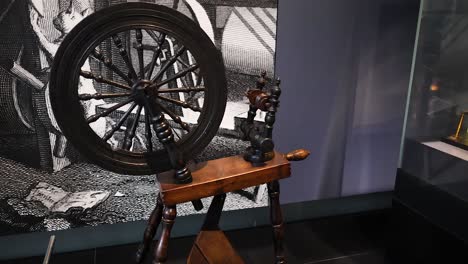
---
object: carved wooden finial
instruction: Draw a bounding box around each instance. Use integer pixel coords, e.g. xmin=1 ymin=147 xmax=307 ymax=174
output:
xmin=271 ymin=77 xmax=281 ymax=100
xmin=285 ymin=149 xmax=310 ymax=161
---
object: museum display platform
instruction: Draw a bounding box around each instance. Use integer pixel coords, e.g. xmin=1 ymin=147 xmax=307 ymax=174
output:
xmin=391 ymin=169 xmax=468 ymax=264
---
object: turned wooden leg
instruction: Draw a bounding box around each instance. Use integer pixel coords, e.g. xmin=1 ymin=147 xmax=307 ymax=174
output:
xmin=153 ymin=205 xmax=177 ymax=264
xmin=268 ymin=180 xmax=285 ymax=264
xmin=136 ymin=194 xmax=163 ymax=264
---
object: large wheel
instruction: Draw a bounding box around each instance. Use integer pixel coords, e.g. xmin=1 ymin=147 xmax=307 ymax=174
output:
xmin=50 ymin=3 xmax=227 ymax=175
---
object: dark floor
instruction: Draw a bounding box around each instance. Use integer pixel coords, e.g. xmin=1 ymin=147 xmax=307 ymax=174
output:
xmin=1 ymin=209 xmax=395 ymax=264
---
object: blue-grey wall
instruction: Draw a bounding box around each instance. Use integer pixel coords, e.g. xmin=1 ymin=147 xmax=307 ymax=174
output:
xmin=275 ymin=0 xmax=419 ymax=203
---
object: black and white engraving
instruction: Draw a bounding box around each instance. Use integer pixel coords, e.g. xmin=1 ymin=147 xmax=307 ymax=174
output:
xmin=0 ymin=0 xmax=277 ymax=235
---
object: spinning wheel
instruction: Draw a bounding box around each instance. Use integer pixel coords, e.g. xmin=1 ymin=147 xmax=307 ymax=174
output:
xmin=50 ymin=3 xmax=227 ymax=175
xmin=47 ymin=4 xmax=308 ymax=263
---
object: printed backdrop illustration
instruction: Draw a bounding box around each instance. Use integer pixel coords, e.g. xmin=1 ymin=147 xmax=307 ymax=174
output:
xmin=0 ymin=0 xmax=277 ymax=235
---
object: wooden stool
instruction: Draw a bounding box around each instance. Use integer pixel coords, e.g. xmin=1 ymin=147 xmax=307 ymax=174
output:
xmin=136 ymin=149 xmax=309 ymax=264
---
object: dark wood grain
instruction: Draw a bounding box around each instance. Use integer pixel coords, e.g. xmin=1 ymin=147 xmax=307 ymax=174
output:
xmin=202 ymin=194 xmax=226 ymax=230
xmin=157 ymin=151 xmax=291 ymax=205
xmin=187 ymin=245 xmax=207 ymax=264
xmin=154 ymin=205 xmax=176 ymax=263
xmin=136 ymin=194 xmax=163 ymax=264
xmin=187 ymin=230 xmax=244 ymax=264
xmin=147 ymin=149 xmax=308 ymax=263
xmin=268 ymin=180 xmax=286 ymax=264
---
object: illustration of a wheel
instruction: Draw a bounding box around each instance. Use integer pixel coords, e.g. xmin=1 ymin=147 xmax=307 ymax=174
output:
xmin=50 ymin=3 xmax=227 ymax=175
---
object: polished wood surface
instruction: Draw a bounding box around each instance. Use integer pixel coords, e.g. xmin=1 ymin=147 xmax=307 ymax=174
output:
xmin=187 ymin=230 xmax=244 ymax=264
xmin=154 ymin=205 xmax=176 ymax=264
xmin=140 ymin=149 xmax=310 ymax=263
xmin=187 ymin=245 xmax=206 ymax=264
xmin=268 ymin=180 xmax=286 ymax=264
xmin=157 ymin=151 xmax=291 ymax=205
xmin=285 ymin=149 xmax=310 ymax=161
xmin=136 ymin=194 xmax=163 ymax=264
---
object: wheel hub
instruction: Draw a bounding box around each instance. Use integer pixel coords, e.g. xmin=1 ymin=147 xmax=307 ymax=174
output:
xmin=132 ymin=79 xmax=154 ymax=105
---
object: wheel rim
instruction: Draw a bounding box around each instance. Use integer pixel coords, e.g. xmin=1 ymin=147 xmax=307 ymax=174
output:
xmin=50 ymin=4 xmax=227 ymax=174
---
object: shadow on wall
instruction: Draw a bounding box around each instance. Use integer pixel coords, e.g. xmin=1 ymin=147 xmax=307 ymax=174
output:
xmin=275 ymin=0 xmax=420 ymax=203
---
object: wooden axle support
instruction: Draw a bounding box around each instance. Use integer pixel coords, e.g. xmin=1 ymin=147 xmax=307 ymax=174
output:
xmin=135 ymin=149 xmax=309 ymax=264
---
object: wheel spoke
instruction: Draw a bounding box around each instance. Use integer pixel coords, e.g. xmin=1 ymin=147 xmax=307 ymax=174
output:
xmin=176 ymin=57 xmax=190 ymax=71
xmin=103 ymin=102 xmax=138 ymax=141
xmin=86 ymin=97 xmax=134 ymax=123
xmin=159 ymin=103 xmax=191 ymax=132
xmin=122 ymin=105 xmax=143 ymax=150
xmin=112 ymin=34 xmax=138 ymax=80
xmin=195 ymin=73 xmax=203 ymax=87
xmin=145 ymin=29 xmax=159 ymax=43
xmin=144 ymin=105 xmax=153 ymax=152
xmin=152 ymin=64 xmax=199 ymax=88
xmin=78 ymin=92 xmax=131 ymax=101
xmin=172 ymin=126 xmax=182 ymax=140
xmin=177 ymin=64 xmax=191 ymax=88
xmin=152 ymin=46 xmax=186 ymax=83
xmin=157 ymin=95 xmax=201 ymax=112
xmin=80 ymin=70 xmax=131 ymax=90
xmin=176 ymin=57 xmax=200 ymax=77
xmin=135 ymin=29 xmax=145 ymax=78
xmin=91 ymin=49 xmax=133 ymax=84
xmin=146 ymin=31 xmax=167 ymax=79
xmin=134 ymin=43 xmax=159 ymax=51
xmin=157 ymin=87 xmax=205 ymax=93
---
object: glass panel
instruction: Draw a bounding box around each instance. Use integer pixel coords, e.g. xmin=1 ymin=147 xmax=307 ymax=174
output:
xmin=401 ymin=0 xmax=468 ymax=201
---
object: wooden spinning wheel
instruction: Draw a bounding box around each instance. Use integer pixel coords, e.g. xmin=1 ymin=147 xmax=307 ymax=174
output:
xmin=48 ymin=4 xmax=310 ymax=263
xmin=49 ymin=3 xmax=227 ymax=176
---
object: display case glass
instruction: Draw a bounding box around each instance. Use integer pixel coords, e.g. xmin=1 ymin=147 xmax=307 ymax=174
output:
xmin=398 ymin=0 xmax=468 ymax=241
